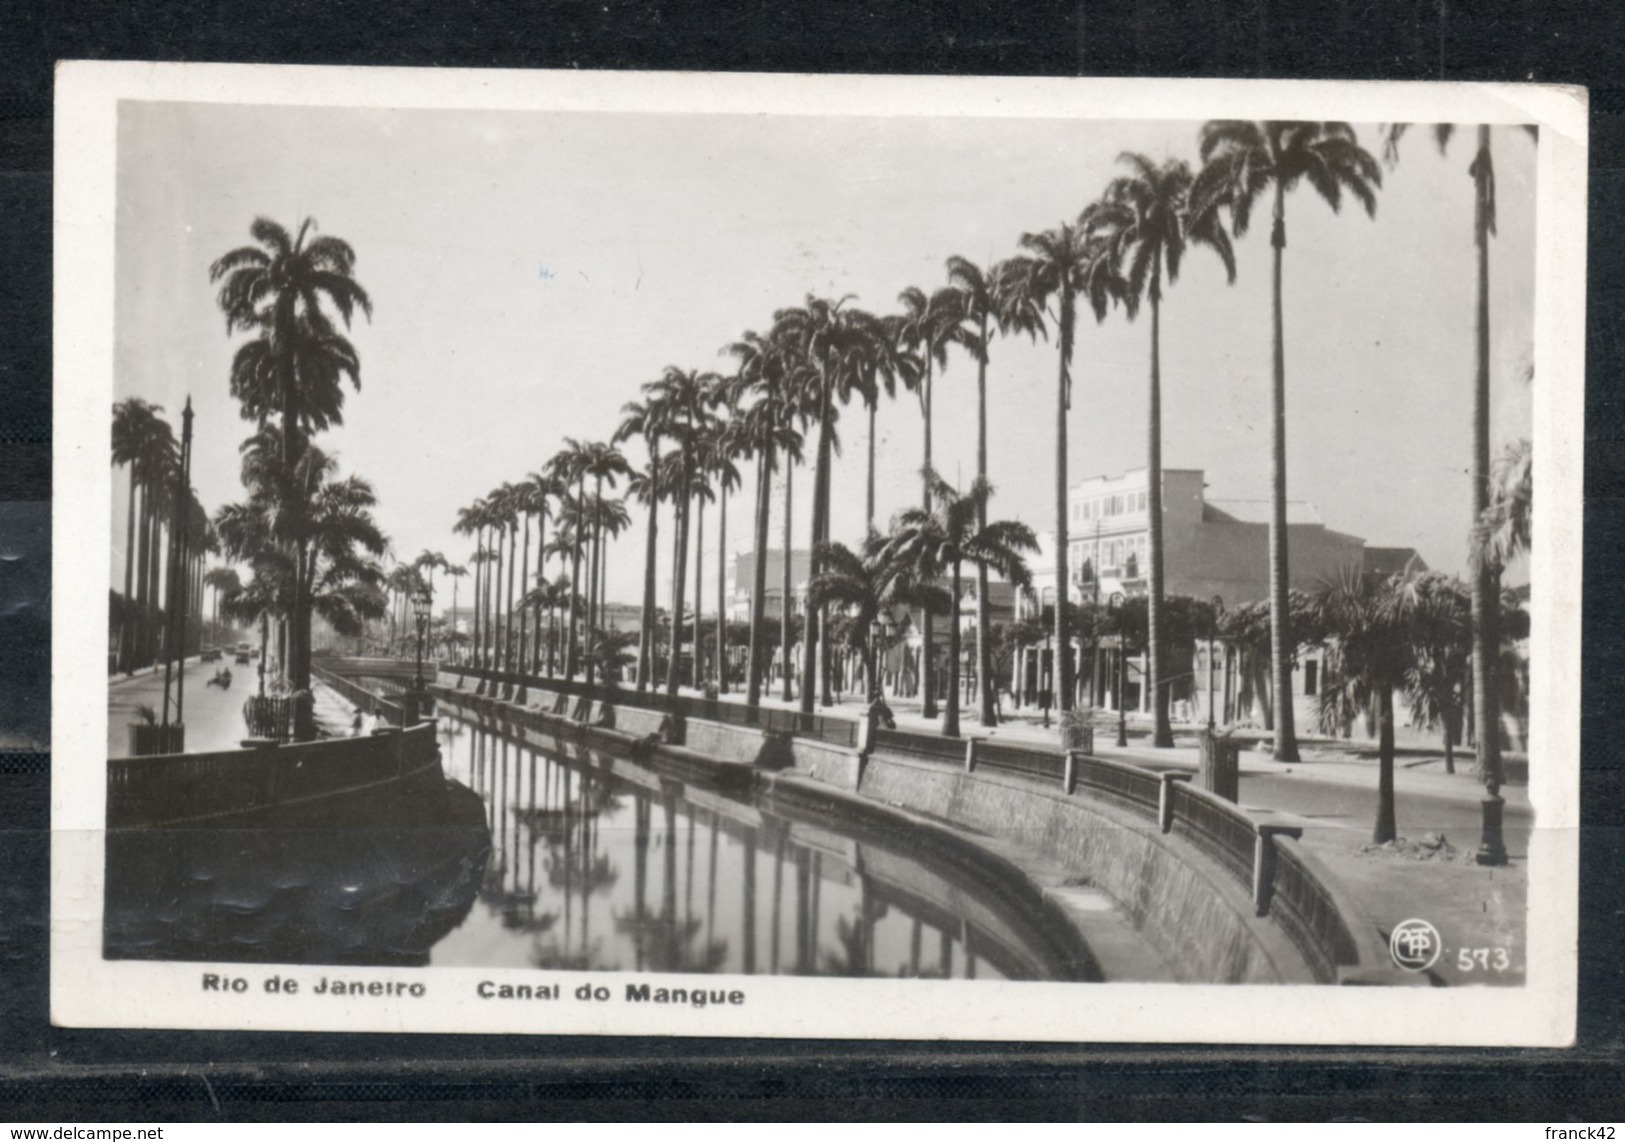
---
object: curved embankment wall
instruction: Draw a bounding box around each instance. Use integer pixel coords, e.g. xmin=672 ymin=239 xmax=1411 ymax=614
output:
xmin=427 ymin=674 xmax=1386 ymax=984
xmin=108 ymin=722 xmax=446 ymax=829
xmin=853 ymin=753 xmax=1300 ymax=983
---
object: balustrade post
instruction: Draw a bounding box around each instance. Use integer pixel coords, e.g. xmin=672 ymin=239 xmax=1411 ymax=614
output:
xmin=1158 ymin=772 xmax=1191 ymax=833
xmin=963 ymin=737 xmax=978 ymax=774
xmin=1252 ymin=823 xmax=1304 ymax=916
xmin=1063 ymin=749 xmax=1079 ymax=795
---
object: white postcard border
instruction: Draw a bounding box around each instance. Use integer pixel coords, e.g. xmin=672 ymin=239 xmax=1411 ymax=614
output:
xmin=51 ymin=62 xmax=1587 ymax=1045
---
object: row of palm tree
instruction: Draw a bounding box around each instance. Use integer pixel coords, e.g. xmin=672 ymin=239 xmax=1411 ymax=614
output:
xmin=454 ymin=443 xmax=642 ymax=692
xmin=431 ymin=118 xmax=1525 ymax=777
xmin=110 ymin=398 xmax=216 ymax=674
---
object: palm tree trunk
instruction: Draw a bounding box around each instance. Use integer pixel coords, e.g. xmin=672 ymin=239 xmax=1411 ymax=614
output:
xmin=801 ymin=388 xmax=832 ymax=716
xmin=717 ymin=480 xmax=728 ymax=693
xmin=472 ymin=535 xmax=484 ymax=673
xmin=1267 ymin=182 xmax=1301 ymax=762
xmin=519 ymin=515 xmax=532 ymax=678
xmin=817 ymin=455 xmax=834 ymax=709
xmin=542 ymin=513 xmax=555 ymax=675
xmin=504 ymin=524 xmax=517 ymax=687
xmin=975 ymin=314 xmax=995 ymax=726
xmin=692 ymin=494 xmax=705 ymax=689
xmin=666 ymin=468 xmax=692 ymax=697
xmin=866 ymin=401 xmax=877 ymax=531
xmin=1470 ymin=124 xmax=1503 ymax=788
xmin=748 ymin=448 xmax=771 ymax=708
xmin=566 ymin=485 xmax=583 ymax=679
xmin=586 ymin=482 xmax=603 ymax=689
xmin=780 ymin=460 xmax=794 ymax=703
xmin=668 ymin=496 xmax=683 ymax=683
xmin=1374 ymin=686 xmax=1397 ymax=842
xmin=638 ymin=487 xmax=658 ymax=691
xmin=135 ymin=487 xmax=152 ymax=669
xmin=944 ymin=558 xmax=962 ymax=738
xmin=1054 ymin=292 xmax=1073 ymax=714
xmin=450 ymin=575 xmax=460 ymax=665
xmin=121 ymin=473 xmax=136 ymax=673
xmin=1148 ymin=285 xmax=1173 ymax=747
xmin=491 ymin=529 xmax=504 ymax=673
xmin=921 ymin=359 xmax=937 ymax=719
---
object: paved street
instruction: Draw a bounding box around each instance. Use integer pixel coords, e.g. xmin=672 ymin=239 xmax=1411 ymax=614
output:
xmin=108 ymin=658 xmax=253 ymax=757
xmin=108 ymin=658 xmax=360 ymax=757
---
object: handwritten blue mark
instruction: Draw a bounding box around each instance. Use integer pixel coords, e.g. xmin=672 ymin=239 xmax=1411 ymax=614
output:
xmin=537 ymin=265 xmax=556 ymax=281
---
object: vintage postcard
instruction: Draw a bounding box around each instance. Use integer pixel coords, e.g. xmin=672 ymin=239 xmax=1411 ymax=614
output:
xmin=52 ymin=63 xmax=1584 ymax=1044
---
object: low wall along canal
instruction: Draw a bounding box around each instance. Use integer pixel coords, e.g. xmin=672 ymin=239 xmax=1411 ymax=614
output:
xmin=101 ymin=660 xmax=1390 ymax=983
xmin=430 ymin=666 xmax=1394 ymax=985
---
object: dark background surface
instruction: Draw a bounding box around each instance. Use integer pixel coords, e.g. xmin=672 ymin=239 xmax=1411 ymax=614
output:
xmin=1 ymin=0 xmax=1622 ymax=1120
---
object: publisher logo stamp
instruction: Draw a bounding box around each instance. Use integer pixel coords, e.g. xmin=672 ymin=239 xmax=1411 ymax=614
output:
xmin=1390 ymin=918 xmax=1443 ymax=972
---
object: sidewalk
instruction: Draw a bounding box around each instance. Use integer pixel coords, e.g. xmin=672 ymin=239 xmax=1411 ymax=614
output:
xmin=654 ymin=680 xmax=1519 ymax=812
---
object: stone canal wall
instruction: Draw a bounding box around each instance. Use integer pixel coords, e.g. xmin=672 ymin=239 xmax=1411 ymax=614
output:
xmin=853 ymin=752 xmax=1303 ymax=983
xmin=425 ymin=668 xmax=1388 ymax=985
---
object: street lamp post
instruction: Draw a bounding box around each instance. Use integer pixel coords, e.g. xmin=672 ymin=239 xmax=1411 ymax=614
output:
xmin=1041 ymin=587 xmax=1055 ymax=730
xmin=410 ymin=582 xmax=433 ymax=724
xmin=1109 ymin=592 xmax=1127 ymax=748
xmin=1208 ymin=595 xmax=1225 ymax=730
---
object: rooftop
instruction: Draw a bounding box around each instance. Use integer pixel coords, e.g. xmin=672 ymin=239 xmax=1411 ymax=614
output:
xmin=1203 ymin=498 xmax=1325 ymax=527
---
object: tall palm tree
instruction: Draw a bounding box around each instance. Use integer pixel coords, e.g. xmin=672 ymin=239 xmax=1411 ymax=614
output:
xmin=1312 ymin=570 xmax=1414 ymax=843
xmin=573 ymin=442 xmax=632 ymax=689
xmin=615 ymin=397 xmax=669 ymax=690
xmin=520 ymin=471 xmax=560 ymax=677
xmin=1385 ymin=123 xmax=1535 ymax=789
xmin=1090 ymin=153 xmax=1238 ymax=746
xmin=700 ymin=407 xmax=744 ymax=691
xmin=136 ymin=417 xmax=180 ymax=672
xmin=944 ymin=256 xmax=1044 ymax=726
xmin=773 ymin=296 xmax=887 ymax=713
xmin=217 ymin=435 xmax=390 ymax=690
xmin=642 ymin=367 xmax=717 ymax=697
xmin=806 ymin=531 xmax=948 ymax=704
xmin=545 ymin=444 xmax=591 ymax=679
xmin=111 ymin=398 xmax=164 ymax=672
xmin=444 ymin=562 xmax=468 ymax=663
xmin=731 ymin=370 xmax=806 ymax=708
xmin=1192 ymin=121 xmax=1381 ymax=762
xmin=453 ymin=499 xmax=488 ymax=670
xmin=210 ymin=217 xmax=372 ymax=696
xmin=884 ymin=472 xmax=1039 ymax=738
xmin=202 ymin=565 xmax=242 ymax=644
xmin=893 ymin=285 xmax=964 ymax=718
xmin=1004 ymin=221 xmax=1124 ymax=717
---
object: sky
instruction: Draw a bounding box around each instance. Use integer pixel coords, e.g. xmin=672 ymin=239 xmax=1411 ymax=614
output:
xmin=110 ymin=101 xmax=1536 ymax=612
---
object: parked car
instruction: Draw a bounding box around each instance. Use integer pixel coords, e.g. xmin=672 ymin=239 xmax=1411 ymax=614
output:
xmin=201 ymin=647 xmax=223 ymax=662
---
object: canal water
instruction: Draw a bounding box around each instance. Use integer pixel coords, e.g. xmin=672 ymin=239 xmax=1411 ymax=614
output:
xmin=104 ymin=708 xmax=1090 ymax=980
xmin=428 ymin=710 xmax=1084 ymax=980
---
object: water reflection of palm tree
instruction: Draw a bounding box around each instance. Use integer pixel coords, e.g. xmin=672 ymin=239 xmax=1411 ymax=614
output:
xmin=819 ymin=878 xmax=884 ymax=978
xmin=543 ymin=768 xmax=621 ymax=966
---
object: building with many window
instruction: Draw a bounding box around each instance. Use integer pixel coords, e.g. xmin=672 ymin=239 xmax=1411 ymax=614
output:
xmin=1017 ymin=466 xmax=1427 ymax=734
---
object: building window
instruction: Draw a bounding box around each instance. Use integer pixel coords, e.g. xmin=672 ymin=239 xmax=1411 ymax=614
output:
xmin=1304 ymin=660 xmax=1319 ymax=697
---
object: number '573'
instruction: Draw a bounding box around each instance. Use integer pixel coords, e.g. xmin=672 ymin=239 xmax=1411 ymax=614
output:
xmin=1457 ymin=947 xmax=1512 ymax=971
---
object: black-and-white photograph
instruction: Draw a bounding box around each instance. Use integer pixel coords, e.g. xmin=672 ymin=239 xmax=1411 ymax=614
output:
xmin=54 ymin=66 xmax=1584 ymax=1043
